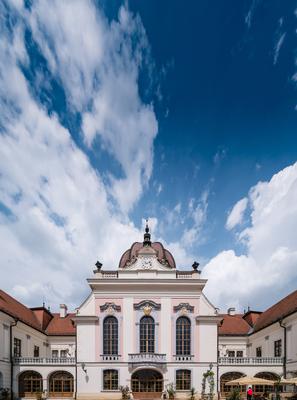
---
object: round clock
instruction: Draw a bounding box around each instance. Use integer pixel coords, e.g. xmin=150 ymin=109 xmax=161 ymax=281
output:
xmin=141 ymin=257 xmax=153 ymax=269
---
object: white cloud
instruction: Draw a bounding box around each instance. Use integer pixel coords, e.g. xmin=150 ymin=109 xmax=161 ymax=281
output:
xmin=245 ymin=0 xmax=259 ymax=29
xmin=204 ymin=162 xmax=297 ymax=310
xmin=181 ymin=190 xmax=209 ymax=247
xmin=0 ymin=1 xmax=157 ymax=309
xmin=225 ymin=197 xmax=248 ymax=230
xmin=273 ymin=32 xmax=286 ymax=65
xmin=27 ymin=0 xmax=158 ymax=213
xmin=213 ymin=148 xmax=227 ymax=166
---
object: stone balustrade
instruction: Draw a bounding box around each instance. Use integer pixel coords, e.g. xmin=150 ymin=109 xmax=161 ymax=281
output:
xmin=13 ymin=357 xmax=76 ymax=365
xmin=218 ymin=357 xmax=283 ymax=365
xmin=128 ymin=353 xmax=166 ymax=363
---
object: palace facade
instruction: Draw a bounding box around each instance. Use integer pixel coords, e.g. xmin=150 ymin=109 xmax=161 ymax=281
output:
xmin=0 ymin=226 xmax=297 ymax=399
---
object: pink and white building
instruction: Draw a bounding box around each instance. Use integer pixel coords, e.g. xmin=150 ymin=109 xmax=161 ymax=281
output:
xmin=1 ymin=226 xmax=297 ymax=399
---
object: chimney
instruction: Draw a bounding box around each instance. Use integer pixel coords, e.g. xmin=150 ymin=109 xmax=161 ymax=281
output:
xmin=60 ymin=304 xmax=68 ymax=318
xmin=227 ymin=307 xmax=236 ymax=316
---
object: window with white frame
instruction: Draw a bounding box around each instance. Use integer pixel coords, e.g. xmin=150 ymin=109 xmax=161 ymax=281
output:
xmin=274 ymin=340 xmax=282 ymax=357
xmin=176 ymin=369 xmax=191 ymax=391
xmin=140 ymin=316 xmax=155 ymax=353
xmin=256 ymin=346 xmax=262 ymax=357
xmin=13 ymin=338 xmax=21 ymax=357
xmin=33 ymin=345 xmax=39 ymax=357
xmin=52 ymin=350 xmax=58 ymax=358
xmin=176 ymin=317 xmax=191 ymax=356
xmin=103 ymin=316 xmax=118 ymax=355
xmin=60 ymin=349 xmax=68 ymax=358
xmin=103 ymin=370 xmax=118 ymax=390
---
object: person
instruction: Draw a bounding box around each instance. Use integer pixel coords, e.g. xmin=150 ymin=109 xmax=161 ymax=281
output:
xmin=247 ymin=386 xmax=253 ymax=400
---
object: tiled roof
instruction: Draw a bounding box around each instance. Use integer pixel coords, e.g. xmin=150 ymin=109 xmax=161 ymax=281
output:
xmin=46 ymin=313 xmax=76 ymax=336
xmin=243 ymin=311 xmax=262 ymax=327
xmin=253 ymin=290 xmax=297 ymax=332
xmin=219 ymin=314 xmax=251 ymax=336
xmin=0 ymin=289 xmax=75 ymax=336
xmin=0 ymin=289 xmax=42 ymax=331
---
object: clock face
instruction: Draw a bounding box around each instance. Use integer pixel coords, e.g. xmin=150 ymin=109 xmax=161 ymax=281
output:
xmin=141 ymin=257 xmax=153 ymax=269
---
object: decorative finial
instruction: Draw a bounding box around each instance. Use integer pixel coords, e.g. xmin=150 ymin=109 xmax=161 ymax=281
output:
xmin=95 ymin=261 xmax=102 ymax=271
xmin=192 ymin=261 xmax=200 ymax=271
xmin=143 ymin=218 xmax=151 ymax=246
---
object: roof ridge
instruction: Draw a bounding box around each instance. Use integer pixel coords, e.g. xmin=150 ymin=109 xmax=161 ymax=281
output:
xmin=0 ymin=289 xmax=42 ymax=330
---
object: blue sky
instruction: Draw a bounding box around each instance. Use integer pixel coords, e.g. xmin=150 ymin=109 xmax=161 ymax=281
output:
xmin=0 ymin=0 xmax=297 ymax=312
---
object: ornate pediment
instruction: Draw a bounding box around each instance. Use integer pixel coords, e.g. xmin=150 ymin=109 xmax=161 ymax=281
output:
xmin=100 ymin=302 xmax=121 ymax=313
xmin=124 ymin=254 xmax=171 ymax=271
xmin=174 ymin=303 xmax=194 ymax=314
xmin=134 ymin=300 xmax=161 ymax=312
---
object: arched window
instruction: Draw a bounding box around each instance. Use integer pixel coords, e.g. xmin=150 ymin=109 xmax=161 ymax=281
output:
xmin=49 ymin=371 xmax=74 ymax=396
xmin=220 ymin=372 xmax=245 ymax=395
xmin=103 ymin=370 xmax=118 ymax=391
xmin=103 ymin=316 xmax=118 ymax=355
xmin=176 ymin=370 xmax=191 ymax=391
xmin=140 ymin=316 xmax=155 ymax=353
xmin=176 ymin=317 xmax=191 ymax=355
xmin=19 ymin=371 xmax=43 ymax=397
xmin=254 ymin=372 xmax=279 ymax=394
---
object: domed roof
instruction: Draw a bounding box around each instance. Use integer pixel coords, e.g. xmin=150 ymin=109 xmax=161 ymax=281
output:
xmin=119 ymin=241 xmax=176 ymax=269
xmin=118 ymin=223 xmax=176 ymax=269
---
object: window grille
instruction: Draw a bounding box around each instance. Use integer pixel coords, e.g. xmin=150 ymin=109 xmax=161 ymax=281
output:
xmin=103 ymin=370 xmax=118 ymax=391
xmin=140 ymin=316 xmax=155 ymax=353
xmin=103 ymin=316 xmax=118 ymax=355
xmin=176 ymin=317 xmax=191 ymax=355
xmin=176 ymin=370 xmax=191 ymax=391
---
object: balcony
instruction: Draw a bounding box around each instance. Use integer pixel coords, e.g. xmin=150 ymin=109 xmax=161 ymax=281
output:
xmin=13 ymin=357 xmax=76 ymax=365
xmin=173 ymin=354 xmax=194 ymax=362
xmin=128 ymin=353 xmax=166 ymax=364
xmin=101 ymin=354 xmax=121 ymax=361
xmin=218 ymin=357 xmax=283 ymax=365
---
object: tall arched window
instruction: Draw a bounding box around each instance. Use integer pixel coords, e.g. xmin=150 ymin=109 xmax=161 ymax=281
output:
xmin=140 ymin=316 xmax=155 ymax=353
xmin=103 ymin=316 xmax=118 ymax=355
xmin=176 ymin=317 xmax=191 ymax=355
xmin=19 ymin=371 xmax=43 ymax=397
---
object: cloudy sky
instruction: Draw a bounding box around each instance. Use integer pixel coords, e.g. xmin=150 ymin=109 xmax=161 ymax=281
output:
xmin=0 ymin=0 xmax=296 ymax=313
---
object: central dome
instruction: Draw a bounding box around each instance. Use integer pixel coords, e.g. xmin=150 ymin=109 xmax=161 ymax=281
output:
xmin=118 ymin=223 xmax=176 ymax=269
xmin=119 ymin=242 xmax=176 ymax=269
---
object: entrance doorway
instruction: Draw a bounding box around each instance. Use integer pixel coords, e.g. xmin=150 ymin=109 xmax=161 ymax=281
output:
xmin=131 ymin=369 xmax=163 ymax=398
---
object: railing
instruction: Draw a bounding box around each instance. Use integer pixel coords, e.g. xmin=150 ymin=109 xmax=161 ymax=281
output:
xmin=219 ymin=357 xmax=283 ymax=365
xmin=176 ymin=271 xmax=193 ymax=279
xmin=101 ymin=271 xmax=118 ymax=278
xmin=128 ymin=353 xmax=166 ymax=363
xmin=173 ymin=354 xmax=194 ymax=361
xmin=13 ymin=357 xmax=76 ymax=365
xmin=101 ymin=354 xmax=121 ymax=361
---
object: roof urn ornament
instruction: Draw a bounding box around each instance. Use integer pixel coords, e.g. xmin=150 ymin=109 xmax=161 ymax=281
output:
xmin=95 ymin=261 xmax=102 ymax=271
xmin=143 ymin=219 xmax=151 ymax=246
xmin=192 ymin=261 xmax=200 ymax=271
